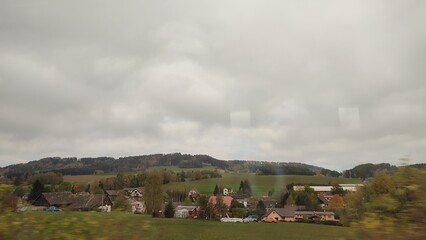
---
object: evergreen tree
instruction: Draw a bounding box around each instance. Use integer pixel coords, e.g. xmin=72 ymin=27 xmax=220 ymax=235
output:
xmin=256 ymin=200 xmax=266 ymax=216
xmin=238 ymin=179 xmax=252 ymax=196
xmin=279 ymin=191 xmax=290 ymax=207
xmin=231 ymin=199 xmax=245 ymax=209
xmin=29 ymin=179 xmax=44 ymax=201
xmin=180 ymin=171 xmax=186 ymax=182
xmin=115 ymin=173 xmax=130 ymax=189
xmin=164 ymin=200 xmax=175 ymax=218
xmin=213 ymin=184 xmax=220 ymax=196
xmin=243 ymin=179 xmax=252 ymax=196
xmin=238 ymin=180 xmax=244 ymax=193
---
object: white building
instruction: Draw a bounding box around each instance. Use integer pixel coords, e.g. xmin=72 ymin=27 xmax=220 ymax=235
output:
xmin=223 ymin=187 xmax=233 ymax=196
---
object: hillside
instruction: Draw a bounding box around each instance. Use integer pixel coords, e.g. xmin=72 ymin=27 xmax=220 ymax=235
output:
xmin=342 ymin=163 xmax=398 ymax=179
xmin=0 ymin=153 xmax=337 ymax=180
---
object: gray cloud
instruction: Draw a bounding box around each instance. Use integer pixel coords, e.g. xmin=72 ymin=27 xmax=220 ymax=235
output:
xmin=1 ymin=0 xmax=425 ymax=170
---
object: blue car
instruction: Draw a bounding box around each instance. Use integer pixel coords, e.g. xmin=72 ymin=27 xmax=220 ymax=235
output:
xmin=44 ymin=206 xmax=60 ymax=212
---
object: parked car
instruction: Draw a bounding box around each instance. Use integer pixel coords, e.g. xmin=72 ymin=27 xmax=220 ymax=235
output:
xmin=44 ymin=206 xmax=61 ymax=212
xmin=262 ymin=218 xmax=277 ymax=223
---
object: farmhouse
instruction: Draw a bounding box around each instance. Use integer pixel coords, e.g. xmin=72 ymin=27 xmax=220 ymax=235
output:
xmin=188 ymin=189 xmax=200 ymax=202
xmin=262 ymin=206 xmax=335 ymax=222
xmin=33 ymin=192 xmax=74 ymax=207
xmin=174 ymin=206 xmax=198 ymax=218
xmin=293 ymin=186 xmax=333 ymax=192
xmin=234 ymin=198 xmax=248 ymax=208
xmin=339 ymin=184 xmax=363 ymax=191
xmin=294 ymin=211 xmax=335 ymax=221
xmin=208 ymin=196 xmax=233 ymax=207
xmin=318 ymin=194 xmax=333 ymax=208
xmin=105 ymin=190 xmax=118 ymax=201
xmin=129 ymin=199 xmax=145 ymax=213
xmin=293 ymin=184 xmax=363 ymax=193
xmin=263 ymin=207 xmax=298 ymax=222
xmin=69 ymin=194 xmax=113 ymax=212
xmin=263 ymin=200 xmax=278 ymax=209
xmin=123 ymin=187 xmax=144 ymax=200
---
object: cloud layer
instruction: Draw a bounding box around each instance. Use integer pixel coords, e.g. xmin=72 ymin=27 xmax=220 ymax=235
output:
xmin=1 ymin=0 xmax=426 ymax=170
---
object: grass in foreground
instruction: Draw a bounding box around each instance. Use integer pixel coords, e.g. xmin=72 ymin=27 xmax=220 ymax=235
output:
xmin=0 ymin=211 xmax=349 ymax=240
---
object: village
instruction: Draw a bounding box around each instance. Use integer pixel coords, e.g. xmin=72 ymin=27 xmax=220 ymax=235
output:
xmin=22 ymin=182 xmax=362 ymax=224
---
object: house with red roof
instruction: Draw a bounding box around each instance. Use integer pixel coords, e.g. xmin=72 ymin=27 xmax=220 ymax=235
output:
xmin=208 ymin=196 xmax=233 ymax=207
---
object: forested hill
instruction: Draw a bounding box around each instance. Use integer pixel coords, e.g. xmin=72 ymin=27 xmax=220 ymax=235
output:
xmin=342 ymin=163 xmax=398 ymax=179
xmin=0 ymin=153 xmax=225 ymax=176
xmin=0 ymin=153 xmax=336 ymax=179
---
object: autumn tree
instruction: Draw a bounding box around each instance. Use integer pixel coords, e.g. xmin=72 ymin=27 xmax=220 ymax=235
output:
xmin=346 ymin=167 xmax=426 ymax=239
xmin=370 ymin=171 xmax=395 ymax=195
xmin=115 ymin=173 xmax=130 ymax=189
xmin=0 ymin=185 xmax=18 ymax=212
xmin=206 ymin=201 xmax=215 ymax=219
xmin=214 ymin=195 xmax=228 ymax=218
xmin=328 ymin=194 xmax=344 ymax=211
xmin=342 ymin=189 xmax=365 ymax=225
xmin=144 ymin=171 xmax=164 ymax=216
xmin=197 ymin=195 xmax=209 ymax=218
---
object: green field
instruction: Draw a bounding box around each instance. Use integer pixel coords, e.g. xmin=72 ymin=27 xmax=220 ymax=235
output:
xmin=0 ymin=212 xmax=349 ymax=240
xmin=148 ymin=165 xmax=217 ymax=172
xmin=62 ymin=166 xmax=216 ymax=183
xmin=165 ymin=172 xmax=362 ymax=196
xmin=63 ymin=170 xmax=361 ymax=197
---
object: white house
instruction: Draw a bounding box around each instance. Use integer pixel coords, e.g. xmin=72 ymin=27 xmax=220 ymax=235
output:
xmin=129 ymin=199 xmax=145 ymax=213
xmin=174 ymin=206 xmax=198 ymax=218
xmin=123 ymin=188 xmax=144 ymax=199
xmin=223 ymin=187 xmax=233 ymax=196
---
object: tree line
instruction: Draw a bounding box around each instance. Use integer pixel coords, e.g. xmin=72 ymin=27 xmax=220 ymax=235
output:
xmin=0 ymin=153 xmax=226 ymax=185
xmin=250 ymin=164 xmax=316 ymax=176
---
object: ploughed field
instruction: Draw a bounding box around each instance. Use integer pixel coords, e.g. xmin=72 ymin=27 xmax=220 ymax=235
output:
xmin=0 ymin=212 xmax=349 ymax=240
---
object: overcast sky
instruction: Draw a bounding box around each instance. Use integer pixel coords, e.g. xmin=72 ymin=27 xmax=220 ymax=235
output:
xmin=1 ymin=0 xmax=425 ymax=170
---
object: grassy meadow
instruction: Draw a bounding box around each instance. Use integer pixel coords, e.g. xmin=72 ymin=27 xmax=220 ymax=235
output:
xmin=63 ymin=168 xmax=361 ymax=197
xmin=0 ymin=211 xmax=349 ymax=240
xmin=165 ymin=172 xmax=362 ymax=195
